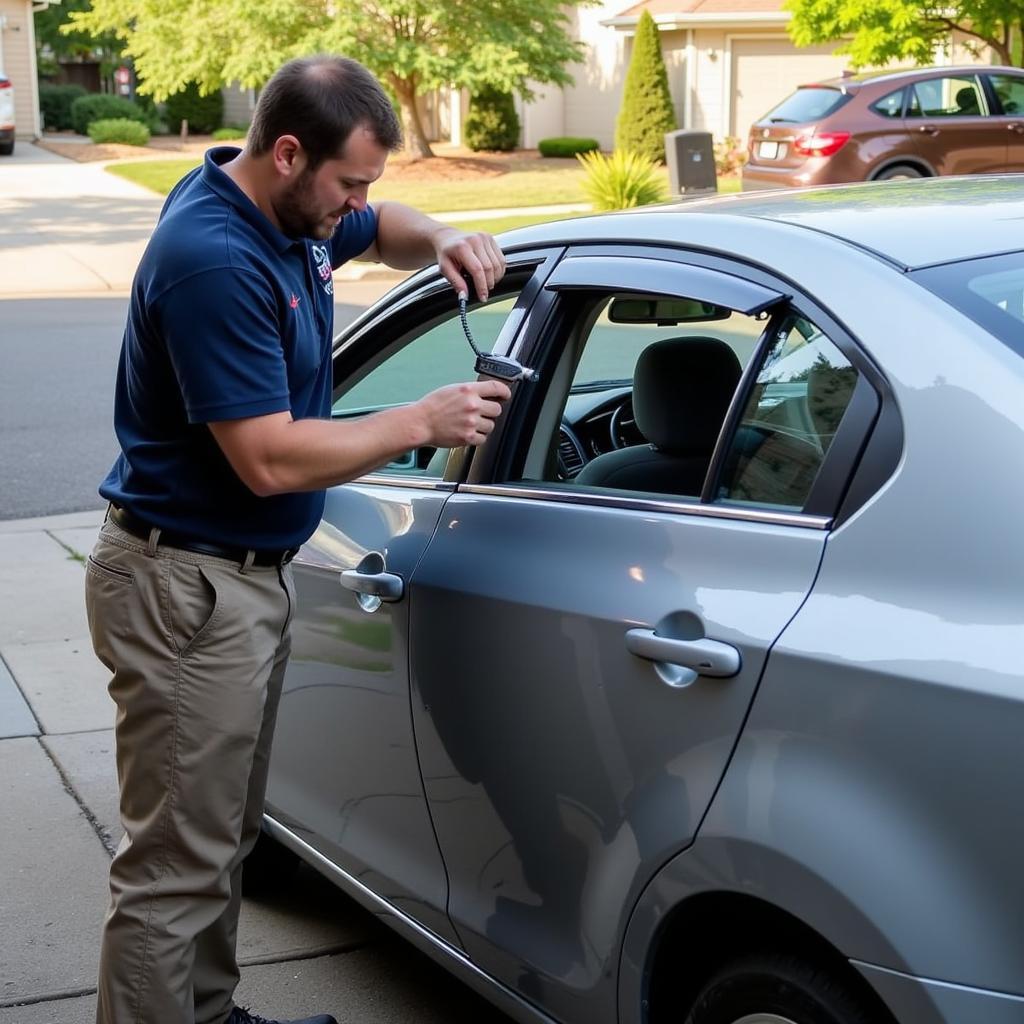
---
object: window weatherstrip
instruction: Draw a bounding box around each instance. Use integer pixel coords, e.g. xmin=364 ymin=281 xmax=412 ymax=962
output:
xmin=457 ymin=483 xmax=830 ymax=530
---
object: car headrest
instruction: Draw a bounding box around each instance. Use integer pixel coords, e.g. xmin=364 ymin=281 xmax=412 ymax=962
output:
xmin=633 ymin=336 xmax=742 ymax=454
xmin=955 ymin=87 xmax=979 ymax=113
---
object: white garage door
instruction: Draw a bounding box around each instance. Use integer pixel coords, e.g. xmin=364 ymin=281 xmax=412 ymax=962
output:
xmin=731 ymin=37 xmax=849 ymax=139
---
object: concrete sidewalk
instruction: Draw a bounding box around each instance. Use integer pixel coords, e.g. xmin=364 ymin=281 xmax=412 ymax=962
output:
xmin=0 ymin=510 xmax=509 ymax=1022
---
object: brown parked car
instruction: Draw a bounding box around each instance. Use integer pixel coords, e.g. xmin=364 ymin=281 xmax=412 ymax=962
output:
xmin=742 ymin=65 xmax=1024 ymax=190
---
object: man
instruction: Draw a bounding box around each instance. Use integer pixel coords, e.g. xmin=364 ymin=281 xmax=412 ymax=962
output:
xmin=85 ymin=54 xmax=511 ymax=1024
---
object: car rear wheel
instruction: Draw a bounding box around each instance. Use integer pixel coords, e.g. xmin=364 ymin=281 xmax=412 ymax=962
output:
xmin=0 ymin=140 xmax=13 ymax=157
xmin=873 ymin=164 xmax=924 ymax=181
xmin=684 ymin=953 xmax=876 ymax=1024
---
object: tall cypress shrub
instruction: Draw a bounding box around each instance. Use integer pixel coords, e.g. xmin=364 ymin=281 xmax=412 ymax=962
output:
xmin=615 ymin=10 xmax=677 ymax=163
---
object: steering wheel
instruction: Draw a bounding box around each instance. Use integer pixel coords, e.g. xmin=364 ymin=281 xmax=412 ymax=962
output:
xmin=609 ymin=398 xmax=636 ymax=450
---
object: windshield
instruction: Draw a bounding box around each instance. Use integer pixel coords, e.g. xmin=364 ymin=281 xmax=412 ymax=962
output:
xmin=913 ymin=252 xmax=1024 ymax=357
xmin=760 ymin=86 xmax=851 ymax=125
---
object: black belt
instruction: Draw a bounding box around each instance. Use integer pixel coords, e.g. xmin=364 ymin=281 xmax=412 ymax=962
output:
xmin=108 ymin=506 xmax=298 ymax=567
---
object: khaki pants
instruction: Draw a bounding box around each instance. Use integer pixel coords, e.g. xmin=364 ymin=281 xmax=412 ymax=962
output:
xmin=85 ymin=518 xmax=295 ymax=1024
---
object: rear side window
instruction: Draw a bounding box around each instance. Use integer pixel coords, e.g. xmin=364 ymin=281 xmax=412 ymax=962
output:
xmin=907 ymin=75 xmax=986 ymax=118
xmin=871 ymin=89 xmax=906 ymax=118
xmin=760 ymin=87 xmax=851 ymax=124
xmin=989 ymin=73 xmax=1024 ymax=115
xmin=716 ymin=317 xmax=859 ymax=511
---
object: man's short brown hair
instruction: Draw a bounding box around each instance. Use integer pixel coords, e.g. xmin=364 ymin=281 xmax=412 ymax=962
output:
xmin=248 ymin=55 xmax=402 ymax=167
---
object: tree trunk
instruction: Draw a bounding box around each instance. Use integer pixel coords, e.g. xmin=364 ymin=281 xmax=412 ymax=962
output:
xmin=391 ymin=76 xmax=435 ymax=160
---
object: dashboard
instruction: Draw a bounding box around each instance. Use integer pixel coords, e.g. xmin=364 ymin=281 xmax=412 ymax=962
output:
xmin=557 ymin=385 xmax=646 ymax=479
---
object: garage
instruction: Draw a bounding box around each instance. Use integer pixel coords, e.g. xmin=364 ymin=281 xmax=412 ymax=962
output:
xmin=730 ymin=35 xmax=848 ymax=139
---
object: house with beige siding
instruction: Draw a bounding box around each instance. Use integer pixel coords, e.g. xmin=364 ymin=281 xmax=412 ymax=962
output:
xmin=445 ymin=0 xmax=990 ymax=150
xmin=0 ymin=0 xmax=57 ymax=139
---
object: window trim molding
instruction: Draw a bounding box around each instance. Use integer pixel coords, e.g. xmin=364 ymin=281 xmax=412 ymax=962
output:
xmin=456 ymin=482 xmax=831 ymax=530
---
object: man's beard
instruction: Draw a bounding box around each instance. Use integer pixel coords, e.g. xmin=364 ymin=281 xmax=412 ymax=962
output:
xmin=273 ymin=169 xmax=343 ymax=240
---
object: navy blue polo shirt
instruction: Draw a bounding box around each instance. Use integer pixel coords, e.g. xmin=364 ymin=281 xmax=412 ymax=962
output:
xmin=100 ymin=146 xmax=378 ymax=549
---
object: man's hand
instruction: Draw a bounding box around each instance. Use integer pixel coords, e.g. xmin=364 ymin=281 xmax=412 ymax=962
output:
xmin=433 ymin=227 xmax=507 ymax=301
xmin=413 ymin=379 xmax=512 ymax=447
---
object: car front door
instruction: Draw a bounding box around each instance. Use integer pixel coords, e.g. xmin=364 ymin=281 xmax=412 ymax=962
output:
xmin=906 ymin=72 xmax=1007 ymax=174
xmin=264 ymin=253 xmax=559 ymax=941
xmin=407 ymin=251 xmax=881 ymax=1022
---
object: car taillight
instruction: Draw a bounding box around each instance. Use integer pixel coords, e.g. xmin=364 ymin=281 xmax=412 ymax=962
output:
xmin=0 ymin=80 xmax=12 ymax=90
xmin=793 ymin=131 xmax=850 ymax=158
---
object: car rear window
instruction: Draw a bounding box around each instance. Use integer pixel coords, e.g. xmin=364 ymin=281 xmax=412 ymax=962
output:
xmin=913 ymin=252 xmax=1024 ymax=357
xmin=759 ymin=86 xmax=851 ymax=125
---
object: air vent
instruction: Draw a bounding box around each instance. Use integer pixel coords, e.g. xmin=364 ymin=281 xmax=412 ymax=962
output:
xmin=558 ymin=428 xmax=585 ymax=478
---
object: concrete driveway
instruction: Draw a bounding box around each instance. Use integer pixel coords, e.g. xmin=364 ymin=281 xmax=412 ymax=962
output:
xmin=0 ymin=142 xmax=164 ymax=298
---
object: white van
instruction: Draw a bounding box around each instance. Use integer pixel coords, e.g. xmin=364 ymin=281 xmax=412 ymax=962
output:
xmin=0 ymin=75 xmax=15 ymax=156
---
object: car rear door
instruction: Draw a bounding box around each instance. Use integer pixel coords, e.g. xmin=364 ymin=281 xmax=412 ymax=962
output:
xmin=406 ymin=250 xmax=883 ymax=1023
xmin=906 ymin=72 xmax=1007 ymax=174
xmin=264 ymin=253 xmax=559 ymax=942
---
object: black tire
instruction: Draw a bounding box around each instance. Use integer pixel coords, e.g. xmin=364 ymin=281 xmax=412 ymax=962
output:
xmin=873 ymin=164 xmax=924 ymax=181
xmin=242 ymin=828 xmax=301 ymax=897
xmin=0 ymin=139 xmax=13 ymax=157
xmin=684 ymin=953 xmax=876 ymax=1024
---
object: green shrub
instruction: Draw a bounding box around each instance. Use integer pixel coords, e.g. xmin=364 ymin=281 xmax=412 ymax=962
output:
xmin=538 ymin=136 xmax=600 ymax=158
xmin=164 ymin=82 xmax=224 ymax=135
xmin=87 ymin=118 xmax=151 ymax=146
xmin=577 ymin=149 xmax=668 ymax=211
xmin=464 ymin=87 xmax=520 ymax=152
xmin=39 ymin=83 xmax=88 ymax=131
xmin=70 ymin=94 xmax=149 ymax=136
xmin=615 ymin=10 xmax=677 ymax=164
xmin=212 ymin=124 xmax=249 ymax=141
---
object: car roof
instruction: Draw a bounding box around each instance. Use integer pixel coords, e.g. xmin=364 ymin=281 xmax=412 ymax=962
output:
xmin=505 ymin=176 xmax=1024 ymax=270
xmin=813 ymin=64 xmax=1022 ymax=90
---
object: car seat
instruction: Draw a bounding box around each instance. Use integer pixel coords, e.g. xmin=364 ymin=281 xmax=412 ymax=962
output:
xmin=574 ymin=335 xmax=741 ymax=496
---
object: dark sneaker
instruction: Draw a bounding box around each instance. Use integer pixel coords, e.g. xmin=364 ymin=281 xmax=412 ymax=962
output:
xmin=228 ymin=1007 xmax=337 ymax=1024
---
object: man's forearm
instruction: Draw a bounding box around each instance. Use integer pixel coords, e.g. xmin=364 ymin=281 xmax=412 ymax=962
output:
xmin=243 ymin=406 xmax=428 ymax=496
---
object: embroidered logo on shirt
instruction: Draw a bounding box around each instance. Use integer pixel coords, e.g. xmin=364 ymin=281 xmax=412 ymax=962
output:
xmin=312 ymin=244 xmax=333 ymax=296
xmin=289 ymin=293 xmax=300 ymax=309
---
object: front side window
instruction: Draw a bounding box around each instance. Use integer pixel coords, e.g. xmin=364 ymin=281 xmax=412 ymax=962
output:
xmin=907 ymin=75 xmax=986 ymax=118
xmin=333 ymin=293 xmax=519 ymax=476
xmin=716 ymin=316 xmax=859 ymax=511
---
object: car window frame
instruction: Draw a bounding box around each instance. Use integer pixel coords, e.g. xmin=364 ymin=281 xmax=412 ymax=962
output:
xmin=463 ymin=243 xmax=897 ymax=530
xmin=331 ymin=246 xmax=564 ymax=486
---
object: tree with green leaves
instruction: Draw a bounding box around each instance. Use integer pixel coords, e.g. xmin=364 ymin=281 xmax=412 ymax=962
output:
xmin=787 ymin=0 xmax=1024 ymax=69
xmin=35 ymin=0 xmax=123 ymax=81
xmin=67 ymin=0 xmax=592 ymax=159
xmin=615 ymin=10 xmax=677 ymax=164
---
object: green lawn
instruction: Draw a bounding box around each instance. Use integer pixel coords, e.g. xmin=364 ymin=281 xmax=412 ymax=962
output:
xmin=108 ymin=158 xmax=741 ymax=216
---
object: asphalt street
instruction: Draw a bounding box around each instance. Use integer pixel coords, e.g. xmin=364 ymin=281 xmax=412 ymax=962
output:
xmin=0 ymin=297 xmax=371 ymax=520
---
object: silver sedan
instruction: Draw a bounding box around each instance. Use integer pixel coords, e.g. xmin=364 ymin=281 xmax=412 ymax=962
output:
xmin=248 ymin=176 xmax=1024 ymax=1024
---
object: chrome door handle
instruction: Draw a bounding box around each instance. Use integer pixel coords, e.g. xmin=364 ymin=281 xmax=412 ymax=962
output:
xmin=918 ymin=125 xmax=940 ymax=136
xmin=1008 ymin=122 xmax=1024 ymax=134
xmin=340 ymin=569 xmax=404 ymax=601
xmin=625 ymin=629 xmax=741 ymax=678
